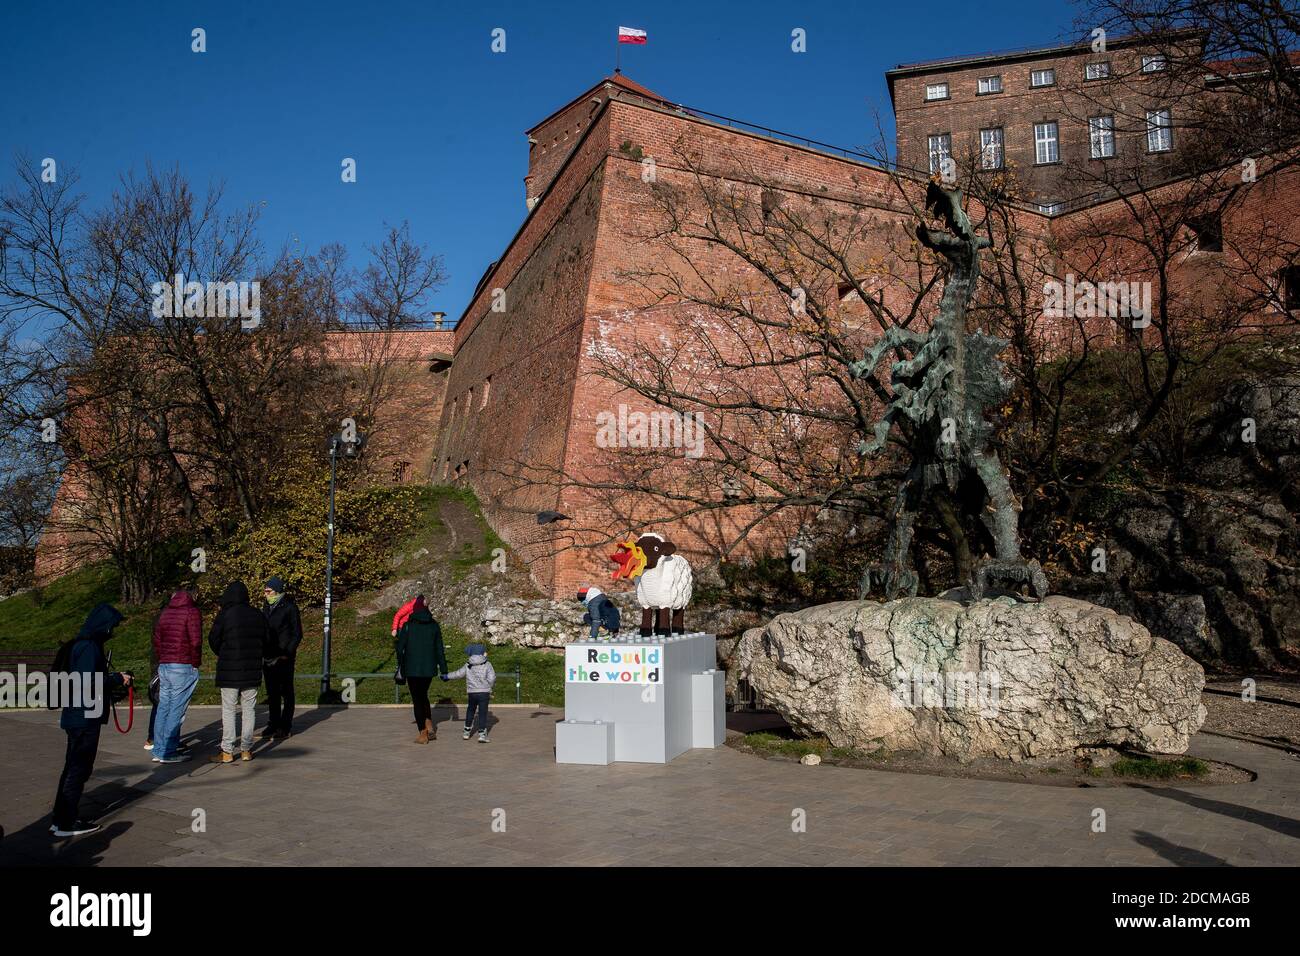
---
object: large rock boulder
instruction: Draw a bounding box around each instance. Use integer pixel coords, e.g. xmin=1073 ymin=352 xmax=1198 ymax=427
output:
xmin=737 ymin=595 xmax=1206 ymax=761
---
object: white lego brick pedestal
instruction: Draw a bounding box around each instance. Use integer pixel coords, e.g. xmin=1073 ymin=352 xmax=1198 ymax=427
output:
xmin=555 ymin=719 xmax=615 ymax=765
xmin=557 ymin=632 xmax=723 ymax=764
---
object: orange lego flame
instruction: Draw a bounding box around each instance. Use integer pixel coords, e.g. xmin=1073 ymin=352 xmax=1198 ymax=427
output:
xmin=610 ymin=537 xmax=647 ymax=580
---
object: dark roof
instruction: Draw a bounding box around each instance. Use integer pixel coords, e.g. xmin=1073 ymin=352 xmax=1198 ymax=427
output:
xmin=525 ymin=73 xmax=674 ymax=135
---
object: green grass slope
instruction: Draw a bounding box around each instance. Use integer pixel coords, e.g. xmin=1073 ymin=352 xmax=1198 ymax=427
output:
xmin=0 ymin=487 xmax=563 ymax=706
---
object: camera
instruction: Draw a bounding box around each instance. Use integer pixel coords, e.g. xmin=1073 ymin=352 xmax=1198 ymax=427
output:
xmin=110 ymin=670 xmax=134 ymax=703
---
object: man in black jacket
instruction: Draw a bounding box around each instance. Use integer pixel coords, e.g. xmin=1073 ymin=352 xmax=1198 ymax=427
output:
xmin=261 ymin=576 xmax=303 ymax=740
xmin=208 ymin=582 xmax=271 ymax=763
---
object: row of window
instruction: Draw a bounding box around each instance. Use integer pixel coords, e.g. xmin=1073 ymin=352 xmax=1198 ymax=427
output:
xmin=923 ymin=54 xmax=1168 ymax=101
xmin=926 ymin=109 xmax=1173 ymax=173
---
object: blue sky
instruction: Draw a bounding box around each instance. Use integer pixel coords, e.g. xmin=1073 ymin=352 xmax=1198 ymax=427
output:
xmin=0 ymin=0 xmax=1078 ymax=321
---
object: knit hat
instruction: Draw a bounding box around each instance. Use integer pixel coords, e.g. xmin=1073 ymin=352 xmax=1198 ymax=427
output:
xmin=465 ymin=643 xmax=487 ymax=657
xmin=265 ymin=576 xmax=287 ymax=594
xmin=577 ymin=585 xmax=603 ymax=604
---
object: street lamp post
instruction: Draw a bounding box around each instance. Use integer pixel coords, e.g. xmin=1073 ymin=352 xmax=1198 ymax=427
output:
xmin=320 ymin=428 xmax=365 ymax=704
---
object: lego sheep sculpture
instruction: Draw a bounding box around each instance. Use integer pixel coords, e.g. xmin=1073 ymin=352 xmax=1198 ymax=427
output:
xmin=610 ymin=532 xmax=694 ymax=636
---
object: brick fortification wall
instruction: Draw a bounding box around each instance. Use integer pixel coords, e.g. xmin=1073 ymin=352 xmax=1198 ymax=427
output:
xmin=435 ymin=98 xmax=614 ymax=593
xmin=34 ymin=327 xmax=455 ymax=584
xmin=37 ymin=73 xmax=1299 ymax=601
xmin=440 ymin=88 xmax=1051 ymax=597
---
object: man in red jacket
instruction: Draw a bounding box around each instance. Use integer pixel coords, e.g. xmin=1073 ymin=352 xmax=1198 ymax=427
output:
xmin=150 ymin=586 xmax=203 ymax=762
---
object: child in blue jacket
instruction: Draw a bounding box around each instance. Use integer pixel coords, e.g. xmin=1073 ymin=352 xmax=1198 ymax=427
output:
xmin=577 ymin=586 xmax=621 ymax=641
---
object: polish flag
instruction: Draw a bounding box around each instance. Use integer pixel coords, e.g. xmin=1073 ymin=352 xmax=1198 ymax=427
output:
xmin=618 ymin=26 xmax=647 ymax=45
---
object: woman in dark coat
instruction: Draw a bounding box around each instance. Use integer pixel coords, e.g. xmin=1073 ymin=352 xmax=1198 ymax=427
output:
xmin=395 ymin=597 xmax=447 ymax=743
xmin=207 ymin=582 xmax=271 ymax=762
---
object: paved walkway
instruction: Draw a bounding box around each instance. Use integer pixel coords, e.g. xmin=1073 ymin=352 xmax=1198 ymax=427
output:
xmin=2 ymin=706 xmax=1298 ymax=866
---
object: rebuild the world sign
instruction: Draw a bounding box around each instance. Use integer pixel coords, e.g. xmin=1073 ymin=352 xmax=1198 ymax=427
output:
xmin=565 ymin=644 xmax=662 ymax=684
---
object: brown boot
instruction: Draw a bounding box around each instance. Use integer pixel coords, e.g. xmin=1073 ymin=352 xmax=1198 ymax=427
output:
xmin=415 ymin=725 xmax=429 ymax=744
xmin=425 ymin=719 xmax=436 ymax=741
xmin=241 ymin=750 xmax=253 ymax=761
xmin=209 ymin=752 xmax=234 ymax=764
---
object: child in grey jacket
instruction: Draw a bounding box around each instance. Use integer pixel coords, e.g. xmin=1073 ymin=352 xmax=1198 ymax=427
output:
xmin=441 ymin=643 xmax=497 ymax=742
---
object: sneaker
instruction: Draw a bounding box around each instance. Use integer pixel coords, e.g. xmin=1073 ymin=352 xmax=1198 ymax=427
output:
xmin=273 ymin=730 xmax=291 ymax=740
xmin=143 ymin=741 xmax=153 ymax=751
xmin=241 ymin=750 xmax=253 ymax=762
xmin=478 ymin=732 xmax=489 ymax=744
xmin=259 ymin=729 xmax=275 ymax=740
xmin=462 ymin=728 xmax=472 ymax=740
xmin=208 ymin=752 xmax=234 ymax=764
xmin=152 ymin=753 xmax=192 ymax=764
xmin=52 ymin=820 xmax=101 ymax=837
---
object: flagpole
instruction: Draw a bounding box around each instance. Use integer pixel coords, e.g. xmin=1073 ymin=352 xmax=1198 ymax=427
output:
xmin=615 ymin=38 xmax=621 ymax=74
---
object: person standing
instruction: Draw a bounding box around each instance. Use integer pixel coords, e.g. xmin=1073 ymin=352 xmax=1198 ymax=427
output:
xmin=390 ymin=593 xmax=424 ymax=639
xmin=261 ymin=576 xmax=302 ymax=740
xmin=51 ymin=603 xmax=131 ymax=837
xmin=441 ymin=643 xmax=496 ymax=743
xmin=150 ymin=586 xmax=202 ymax=762
xmin=208 ymin=582 xmax=271 ymax=763
xmin=395 ymin=596 xmax=447 ymax=744
xmin=143 ymin=640 xmax=159 ymax=751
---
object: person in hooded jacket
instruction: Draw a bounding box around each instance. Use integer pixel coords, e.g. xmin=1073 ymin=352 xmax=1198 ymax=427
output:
xmin=208 ymin=582 xmax=271 ymax=763
xmin=577 ymin=586 xmax=621 ymax=641
xmin=150 ymin=586 xmax=202 ymax=762
xmin=261 ymin=576 xmax=303 ymax=739
xmin=51 ymin=602 xmax=131 ymax=837
xmin=395 ymin=596 xmax=447 ymax=744
xmin=441 ymin=643 xmax=497 ymax=743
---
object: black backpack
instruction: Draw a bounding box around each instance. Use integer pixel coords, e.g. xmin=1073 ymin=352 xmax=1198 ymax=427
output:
xmin=602 ymin=601 xmax=621 ymax=632
xmin=47 ymin=638 xmax=85 ymax=710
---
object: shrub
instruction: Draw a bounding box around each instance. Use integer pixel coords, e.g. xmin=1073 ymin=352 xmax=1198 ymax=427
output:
xmin=203 ymin=464 xmax=424 ymax=606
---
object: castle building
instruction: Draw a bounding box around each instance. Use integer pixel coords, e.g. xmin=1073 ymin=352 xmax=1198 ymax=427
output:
xmin=888 ymin=30 xmax=1208 ymax=211
xmin=36 ymin=41 xmax=1300 ymax=600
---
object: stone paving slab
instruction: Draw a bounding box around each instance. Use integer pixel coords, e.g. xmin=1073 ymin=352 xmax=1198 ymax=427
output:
xmin=1 ymin=705 xmax=1298 ymax=866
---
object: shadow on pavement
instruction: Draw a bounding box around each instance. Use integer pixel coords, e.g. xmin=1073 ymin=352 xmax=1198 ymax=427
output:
xmin=1140 ymin=786 xmax=1300 ymax=840
xmin=1132 ymin=830 xmax=1232 ymax=867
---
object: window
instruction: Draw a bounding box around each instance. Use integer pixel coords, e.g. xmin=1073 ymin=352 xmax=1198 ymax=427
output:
xmin=977 ymin=75 xmax=1002 ymax=94
xmin=1279 ymin=265 xmax=1300 ymax=310
xmin=979 ymin=127 xmax=1004 ymax=169
xmin=466 ymin=386 xmax=474 ymax=411
xmin=1142 ymin=54 xmax=1167 ymax=73
xmin=1034 ymin=122 xmax=1059 ymax=164
xmin=1038 ymin=201 xmax=1064 ymax=215
xmin=1190 ymin=213 xmax=1222 ymax=252
xmin=1146 ymin=109 xmax=1172 ymax=152
xmin=925 ymin=82 xmax=949 ymax=100
xmin=1089 ymin=115 xmax=1115 ymax=158
xmin=927 ymin=133 xmax=952 ymax=174
xmin=1030 ymin=68 xmax=1056 ymax=87
xmin=1085 ymin=61 xmax=1111 ymax=80
xmin=480 ymin=375 xmax=492 ymax=408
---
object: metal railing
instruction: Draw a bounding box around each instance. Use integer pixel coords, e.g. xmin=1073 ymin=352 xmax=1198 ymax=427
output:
xmin=186 ymin=666 xmax=524 ymax=704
